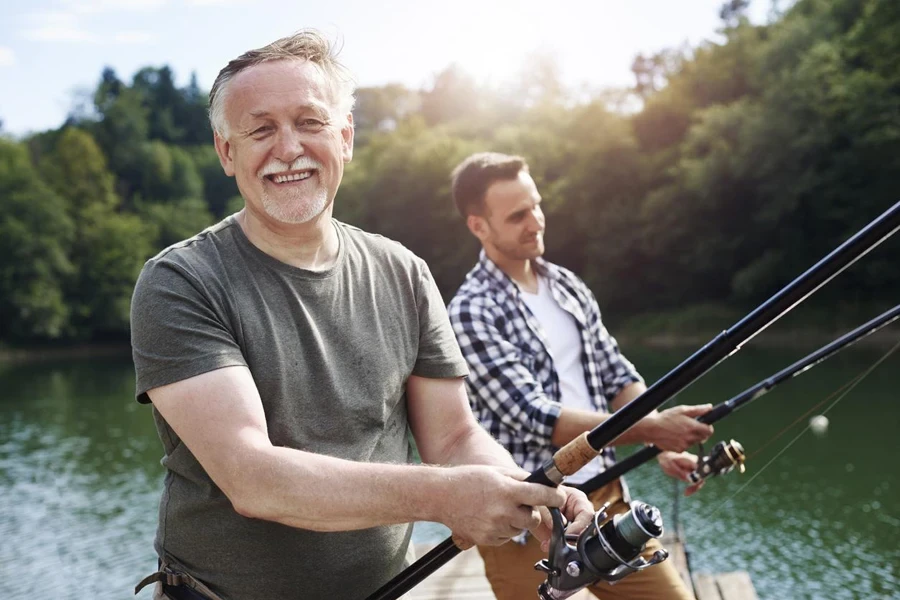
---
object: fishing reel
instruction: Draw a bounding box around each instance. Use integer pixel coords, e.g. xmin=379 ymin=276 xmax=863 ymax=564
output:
xmin=534 ymin=501 xmax=669 ymax=599
xmin=689 ymin=439 xmax=746 ymax=483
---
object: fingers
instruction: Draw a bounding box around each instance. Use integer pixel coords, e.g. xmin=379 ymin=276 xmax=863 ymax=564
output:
xmin=494 ymin=466 xmax=532 ymax=481
xmin=658 ymin=451 xmax=698 ymax=481
xmin=684 ymin=480 xmax=706 ymax=497
xmin=687 ymin=422 xmax=714 ymax=445
xmin=653 ymin=406 xmax=715 ymax=451
xmin=508 ymin=505 xmax=542 ymax=532
xmin=511 ymin=480 xmax=568 ymax=509
xmin=678 ymin=403 xmax=713 ymax=417
xmin=532 ymin=506 xmax=553 ymax=544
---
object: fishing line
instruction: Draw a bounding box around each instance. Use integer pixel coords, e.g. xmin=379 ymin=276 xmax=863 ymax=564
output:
xmin=746 ymin=373 xmax=864 ymax=460
xmin=702 ymin=337 xmax=900 ymax=522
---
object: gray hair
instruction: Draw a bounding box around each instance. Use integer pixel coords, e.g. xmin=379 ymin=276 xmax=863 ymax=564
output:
xmin=209 ymin=29 xmax=357 ymax=138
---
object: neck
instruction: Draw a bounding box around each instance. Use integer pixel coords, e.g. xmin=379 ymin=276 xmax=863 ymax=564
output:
xmin=237 ymin=206 xmax=339 ymax=270
xmin=485 ymin=247 xmax=539 ymax=293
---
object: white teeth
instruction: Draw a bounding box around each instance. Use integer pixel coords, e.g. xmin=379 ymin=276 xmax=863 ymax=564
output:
xmin=272 ymin=171 xmax=313 ymax=184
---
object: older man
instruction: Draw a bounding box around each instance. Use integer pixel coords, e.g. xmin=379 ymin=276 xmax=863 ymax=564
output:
xmin=131 ymin=33 xmax=592 ymax=600
xmin=448 ymin=152 xmax=714 ymax=600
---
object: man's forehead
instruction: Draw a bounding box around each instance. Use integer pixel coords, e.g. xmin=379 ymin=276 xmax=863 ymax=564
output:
xmin=485 ymin=173 xmax=538 ymax=210
xmin=228 ymin=59 xmax=336 ymax=116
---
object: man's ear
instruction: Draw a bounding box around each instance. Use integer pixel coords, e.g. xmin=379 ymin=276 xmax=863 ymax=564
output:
xmin=342 ymin=113 xmax=355 ymax=163
xmin=466 ymin=214 xmax=489 ymax=242
xmin=214 ymin=132 xmax=235 ymax=176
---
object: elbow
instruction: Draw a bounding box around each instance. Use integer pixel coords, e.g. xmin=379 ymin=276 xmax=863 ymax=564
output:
xmin=217 ymin=454 xmax=272 ymax=521
xmin=229 ymin=491 xmax=265 ymax=520
xmin=227 ymin=481 xmax=290 ymax=524
xmin=221 ymin=476 xmax=265 ymax=521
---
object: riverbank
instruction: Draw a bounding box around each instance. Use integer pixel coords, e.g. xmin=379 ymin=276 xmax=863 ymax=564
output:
xmin=0 ymin=341 xmax=131 ymax=364
xmin=614 ymin=302 xmax=899 ymax=349
xmin=2 ymin=302 xmax=896 ymax=363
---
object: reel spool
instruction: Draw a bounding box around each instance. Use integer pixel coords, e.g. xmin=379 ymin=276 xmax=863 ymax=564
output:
xmin=535 ymin=501 xmax=669 ymax=599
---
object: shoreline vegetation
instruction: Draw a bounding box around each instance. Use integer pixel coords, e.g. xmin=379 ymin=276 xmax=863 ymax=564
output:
xmin=0 ymin=342 xmax=131 ymax=364
xmin=615 ymin=302 xmax=900 ymax=349
xmin=3 ymin=302 xmax=895 ymax=364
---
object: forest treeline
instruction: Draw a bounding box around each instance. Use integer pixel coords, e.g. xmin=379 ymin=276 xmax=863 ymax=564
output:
xmin=1 ymin=0 xmax=898 ymax=346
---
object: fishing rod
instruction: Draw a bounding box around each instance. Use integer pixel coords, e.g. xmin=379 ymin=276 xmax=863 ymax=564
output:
xmin=575 ymin=303 xmax=900 ymax=495
xmin=365 ymin=200 xmax=900 ymax=600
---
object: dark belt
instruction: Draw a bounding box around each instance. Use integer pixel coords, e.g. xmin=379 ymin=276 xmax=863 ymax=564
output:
xmin=161 ymin=583 xmax=213 ymax=600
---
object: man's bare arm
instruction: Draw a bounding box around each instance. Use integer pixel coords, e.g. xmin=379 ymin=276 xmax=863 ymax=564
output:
xmin=149 ymin=367 xmax=577 ymax=544
xmin=550 ymin=382 xmax=713 ymax=451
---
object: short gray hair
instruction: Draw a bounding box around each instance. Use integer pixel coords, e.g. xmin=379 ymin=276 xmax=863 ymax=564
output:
xmin=209 ymin=29 xmax=357 ymax=138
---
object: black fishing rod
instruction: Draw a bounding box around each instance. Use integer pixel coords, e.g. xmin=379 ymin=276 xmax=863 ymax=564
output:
xmin=575 ymin=303 xmax=900 ymax=496
xmin=365 ymin=201 xmax=900 ymax=600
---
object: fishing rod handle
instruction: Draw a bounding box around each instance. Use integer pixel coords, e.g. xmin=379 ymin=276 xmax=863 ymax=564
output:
xmin=549 ymin=432 xmax=597 ymax=480
xmin=521 ymin=432 xmax=598 ymax=487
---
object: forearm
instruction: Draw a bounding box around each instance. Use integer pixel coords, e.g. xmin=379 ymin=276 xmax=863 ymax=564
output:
xmin=550 ymin=407 xmax=657 ymax=448
xmin=228 ymin=439 xmax=458 ymax=531
xmin=433 ymin=422 xmax=520 ymax=471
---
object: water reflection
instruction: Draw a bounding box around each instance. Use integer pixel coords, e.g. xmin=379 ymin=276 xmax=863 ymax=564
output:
xmin=0 ymin=358 xmax=161 ymax=599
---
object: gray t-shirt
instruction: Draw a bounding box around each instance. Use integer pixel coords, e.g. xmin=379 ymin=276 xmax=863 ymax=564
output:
xmin=131 ymin=216 xmax=468 ymax=600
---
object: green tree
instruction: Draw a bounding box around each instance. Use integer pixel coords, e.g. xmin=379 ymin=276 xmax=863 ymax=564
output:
xmin=0 ymin=139 xmax=74 ymax=341
xmin=40 ymin=128 xmax=153 ymax=337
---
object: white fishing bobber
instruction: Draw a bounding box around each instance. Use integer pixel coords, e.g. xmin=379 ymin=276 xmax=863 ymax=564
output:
xmin=809 ymin=415 xmax=829 ymax=437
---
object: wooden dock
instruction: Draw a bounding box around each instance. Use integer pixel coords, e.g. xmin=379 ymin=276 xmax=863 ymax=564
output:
xmin=408 ymin=536 xmax=758 ymax=600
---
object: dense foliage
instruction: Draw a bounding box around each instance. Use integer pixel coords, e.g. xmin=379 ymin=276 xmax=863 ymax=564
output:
xmin=1 ymin=0 xmax=897 ymax=345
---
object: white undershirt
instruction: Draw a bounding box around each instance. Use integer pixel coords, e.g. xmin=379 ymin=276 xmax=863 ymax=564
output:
xmin=519 ymin=276 xmax=603 ymax=484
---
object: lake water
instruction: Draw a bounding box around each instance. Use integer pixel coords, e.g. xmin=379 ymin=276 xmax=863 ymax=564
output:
xmin=0 ymin=343 xmax=897 ymax=599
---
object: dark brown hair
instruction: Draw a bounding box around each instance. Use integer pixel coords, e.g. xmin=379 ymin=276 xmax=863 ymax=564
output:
xmin=451 ymin=152 xmax=528 ymax=217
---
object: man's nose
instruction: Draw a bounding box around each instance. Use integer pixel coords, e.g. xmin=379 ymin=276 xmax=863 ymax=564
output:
xmin=272 ymin=127 xmax=305 ymax=162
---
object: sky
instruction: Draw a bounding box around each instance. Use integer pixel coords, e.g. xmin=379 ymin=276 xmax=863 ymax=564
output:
xmin=0 ymin=0 xmax=773 ymax=137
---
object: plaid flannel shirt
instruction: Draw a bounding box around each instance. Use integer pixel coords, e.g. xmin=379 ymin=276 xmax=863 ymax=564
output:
xmin=448 ymin=251 xmax=643 ymax=481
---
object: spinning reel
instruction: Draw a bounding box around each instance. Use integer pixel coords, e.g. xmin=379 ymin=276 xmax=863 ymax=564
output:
xmin=534 ymin=501 xmax=669 ymax=599
xmin=689 ymin=439 xmax=746 ymax=483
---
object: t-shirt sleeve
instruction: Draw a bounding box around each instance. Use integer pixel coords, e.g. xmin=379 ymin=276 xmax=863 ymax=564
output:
xmin=411 ymin=260 xmax=469 ymax=380
xmin=130 ymin=257 xmax=247 ymax=404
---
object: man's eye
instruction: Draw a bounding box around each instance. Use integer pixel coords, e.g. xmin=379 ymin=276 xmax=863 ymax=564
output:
xmin=251 ymin=126 xmax=273 ymax=136
xmin=300 ymin=119 xmax=325 ymax=128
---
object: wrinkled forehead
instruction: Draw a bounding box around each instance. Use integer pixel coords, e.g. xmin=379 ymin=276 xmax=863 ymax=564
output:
xmin=225 ymin=59 xmax=343 ymax=124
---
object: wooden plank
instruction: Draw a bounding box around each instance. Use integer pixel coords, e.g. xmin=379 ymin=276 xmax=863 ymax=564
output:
xmin=716 ymin=571 xmax=759 ymax=600
xmin=694 ymin=573 xmax=723 ymax=600
xmin=408 ymin=545 xmax=592 ymax=600
xmin=408 ymin=545 xmax=493 ymax=600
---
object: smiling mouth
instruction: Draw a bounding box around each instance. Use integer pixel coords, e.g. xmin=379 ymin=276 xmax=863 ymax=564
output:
xmin=266 ymin=171 xmax=315 ymax=184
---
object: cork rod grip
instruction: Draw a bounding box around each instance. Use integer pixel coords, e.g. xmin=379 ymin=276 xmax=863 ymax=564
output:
xmin=553 ymin=432 xmax=599 ymax=476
